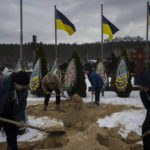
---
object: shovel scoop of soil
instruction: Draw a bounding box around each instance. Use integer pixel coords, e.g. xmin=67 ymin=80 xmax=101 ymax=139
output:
xmin=45 ymin=125 xmax=66 ymax=134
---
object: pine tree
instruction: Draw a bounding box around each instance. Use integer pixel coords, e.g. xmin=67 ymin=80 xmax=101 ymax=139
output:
xmin=111 ymin=53 xmax=119 ymax=74
xmin=110 ymin=53 xmax=119 ymax=87
xmin=68 ymin=51 xmax=86 ymax=97
xmin=34 ymin=43 xmax=48 ymax=77
xmin=32 ymin=42 xmax=48 ymax=97
xmin=115 ymin=49 xmax=132 ymax=97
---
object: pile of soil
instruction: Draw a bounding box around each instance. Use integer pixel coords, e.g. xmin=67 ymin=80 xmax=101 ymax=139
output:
xmin=0 ymin=94 xmax=143 ymax=150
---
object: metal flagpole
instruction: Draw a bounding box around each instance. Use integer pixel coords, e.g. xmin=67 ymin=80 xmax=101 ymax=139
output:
xmin=20 ymin=0 xmax=23 ymax=62
xmin=146 ymin=1 xmax=149 ymax=71
xmin=54 ymin=5 xmax=57 ymax=61
xmin=101 ymin=4 xmax=103 ymax=61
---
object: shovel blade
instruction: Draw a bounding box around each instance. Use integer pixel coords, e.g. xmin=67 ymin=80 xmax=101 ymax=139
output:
xmin=45 ymin=125 xmax=65 ymax=134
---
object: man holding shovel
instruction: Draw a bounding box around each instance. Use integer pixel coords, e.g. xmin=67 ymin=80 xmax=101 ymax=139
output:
xmin=84 ymin=65 xmax=104 ymax=106
xmin=42 ymin=72 xmax=65 ymax=111
xmin=135 ymin=70 xmax=150 ymax=150
xmin=0 ymin=71 xmax=30 ymax=150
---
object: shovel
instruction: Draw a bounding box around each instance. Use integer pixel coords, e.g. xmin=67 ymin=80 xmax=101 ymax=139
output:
xmin=89 ymin=94 xmax=94 ymax=107
xmin=0 ymin=117 xmax=65 ymax=134
xmin=123 ymin=130 xmax=150 ymax=144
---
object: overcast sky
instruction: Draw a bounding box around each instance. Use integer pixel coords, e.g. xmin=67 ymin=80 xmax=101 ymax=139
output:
xmin=0 ymin=0 xmax=149 ymax=44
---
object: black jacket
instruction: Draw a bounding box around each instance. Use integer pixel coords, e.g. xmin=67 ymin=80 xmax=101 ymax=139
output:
xmin=0 ymin=75 xmax=28 ymax=121
xmin=140 ymin=91 xmax=150 ymax=112
xmin=135 ymin=71 xmax=150 ymax=112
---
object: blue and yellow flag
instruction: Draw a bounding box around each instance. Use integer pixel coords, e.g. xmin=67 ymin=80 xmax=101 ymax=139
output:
xmin=30 ymin=58 xmax=41 ymax=91
xmin=56 ymin=9 xmax=76 ymax=36
xmin=50 ymin=60 xmax=62 ymax=80
xmin=148 ymin=5 xmax=150 ymax=25
xmin=15 ymin=59 xmax=23 ymax=72
xmin=115 ymin=57 xmax=128 ymax=91
xmin=102 ymin=15 xmax=119 ymax=40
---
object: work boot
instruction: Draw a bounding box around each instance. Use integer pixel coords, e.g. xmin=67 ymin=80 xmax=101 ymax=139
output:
xmin=43 ymin=105 xmax=47 ymax=111
xmin=95 ymin=101 xmax=99 ymax=106
xmin=56 ymin=104 xmax=60 ymax=111
xmin=7 ymin=145 xmax=18 ymax=150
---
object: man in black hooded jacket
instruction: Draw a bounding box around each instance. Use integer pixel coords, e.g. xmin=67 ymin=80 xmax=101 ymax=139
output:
xmin=135 ymin=70 xmax=150 ymax=150
xmin=0 ymin=71 xmax=30 ymax=150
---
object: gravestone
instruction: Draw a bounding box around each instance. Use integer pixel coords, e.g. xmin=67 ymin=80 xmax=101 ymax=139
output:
xmin=31 ymin=35 xmax=37 ymax=61
xmin=130 ymin=47 xmax=150 ymax=75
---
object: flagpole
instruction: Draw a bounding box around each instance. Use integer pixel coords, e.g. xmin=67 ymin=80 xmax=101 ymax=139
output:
xmin=20 ymin=0 xmax=23 ymax=62
xmin=146 ymin=1 xmax=149 ymax=71
xmin=101 ymin=4 xmax=103 ymax=61
xmin=54 ymin=5 xmax=57 ymax=61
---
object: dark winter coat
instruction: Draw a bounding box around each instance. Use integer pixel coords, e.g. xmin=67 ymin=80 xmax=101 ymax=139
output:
xmin=135 ymin=70 xmax=150 ymax=149
xmin=140 ymin=91 xmax=150 ymax=112
xmin=88 ymin=71 xmax=104 ymax=92
xmin=135 ymin=70 xmax=150 ymax=112
xmin=0 ymin=75 xmax=28 ymax=121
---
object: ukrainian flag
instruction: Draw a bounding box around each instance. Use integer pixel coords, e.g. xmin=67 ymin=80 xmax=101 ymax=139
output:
xmin=56 ymin=9 xmax=76 ymax=36
xmin=148 ymin=5 xmax=150 ymax=25
xmin=102 ymin=15 xmax=119 ymax=40
xmin=29 ymin=58 xmax=41 ymax=92
xmin=15 ymin=59 xmax=23 ymax=72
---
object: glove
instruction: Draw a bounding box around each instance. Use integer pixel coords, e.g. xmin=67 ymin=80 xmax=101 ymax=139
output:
xmin=17 ymin=121 xmax=25 ymax=128
xmin=46 ymin=91 xmax=51 ymax=95
xmin=91 ymin=91 xmax=95 ymax=95
xmin=62 ymin=93 xmax=66 ymax=98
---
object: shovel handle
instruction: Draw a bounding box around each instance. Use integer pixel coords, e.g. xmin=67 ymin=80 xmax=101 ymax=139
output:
xmin=142 ymin=130 xmax=150 ymax=139
xmin=0 ymin=117 xmax=21 ymax=126
xmin=91 ymin=94 xmax=94 ymax=102
xmin=0 ymin=117 xmax=47 ymax=133
xmin=26 ymin=124 xmax=46 ymax=132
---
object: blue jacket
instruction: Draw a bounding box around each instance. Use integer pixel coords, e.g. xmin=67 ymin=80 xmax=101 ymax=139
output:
xmin=88 ymin=71 xmax=104 ymax=92
xmin=0 ymin=76 xmax=28 ymax=121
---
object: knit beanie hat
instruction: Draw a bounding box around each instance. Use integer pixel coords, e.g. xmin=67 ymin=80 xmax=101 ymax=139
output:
xmin=11 ymin=71 xmax=30 ymax=86
xmin=84 ymin=65 xmax=92 ymax=72
xmin=135 ymin=70 xmax=150 ymax=89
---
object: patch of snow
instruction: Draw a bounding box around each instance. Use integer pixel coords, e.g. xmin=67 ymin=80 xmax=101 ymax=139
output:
xmin=97 ymin=109 xmax=146 ymax=138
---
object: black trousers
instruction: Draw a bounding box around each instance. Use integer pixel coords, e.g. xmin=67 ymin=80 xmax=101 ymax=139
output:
xmin=142 ymin=111 xmax=150 ymax=150
xmin=95 ymin=88 xmax=101 ymax=102
xmin=44 ymin=88 xmax=60 ymax=106
xmin=0 ymin=122 xmax=18 ymax=150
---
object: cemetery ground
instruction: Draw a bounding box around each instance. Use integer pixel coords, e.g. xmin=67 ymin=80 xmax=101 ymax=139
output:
xmin=0 ymin=91 xmax=145 ymax=150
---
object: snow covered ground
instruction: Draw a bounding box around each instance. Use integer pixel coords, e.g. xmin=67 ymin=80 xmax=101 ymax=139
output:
xmin=97 ymin=109 xmax=145 ymax=138
xmin=0 ymin=75 xmax=146 ymax=144
xmin=28 ymin=77 xmax=143 ymax=108
xmin=1 ymin=90 xmax=145 ymax=143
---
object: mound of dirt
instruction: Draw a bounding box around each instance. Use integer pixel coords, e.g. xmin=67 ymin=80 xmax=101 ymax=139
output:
xmin=63 ymin=94 xmax=88 ymax=129
xmin=123 ymin=131 xmax=142 ymax=144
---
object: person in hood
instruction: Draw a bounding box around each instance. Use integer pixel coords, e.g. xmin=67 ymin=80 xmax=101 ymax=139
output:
xmin=0 ymin=71 xmax=30 ymax=150
xmin=135 ymin=70 xmax=150 ymax=150
xmin=84 ymin=65 xmax=104 ymax=105
xmin=41 ymin=72 xmax=64 ymax=111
